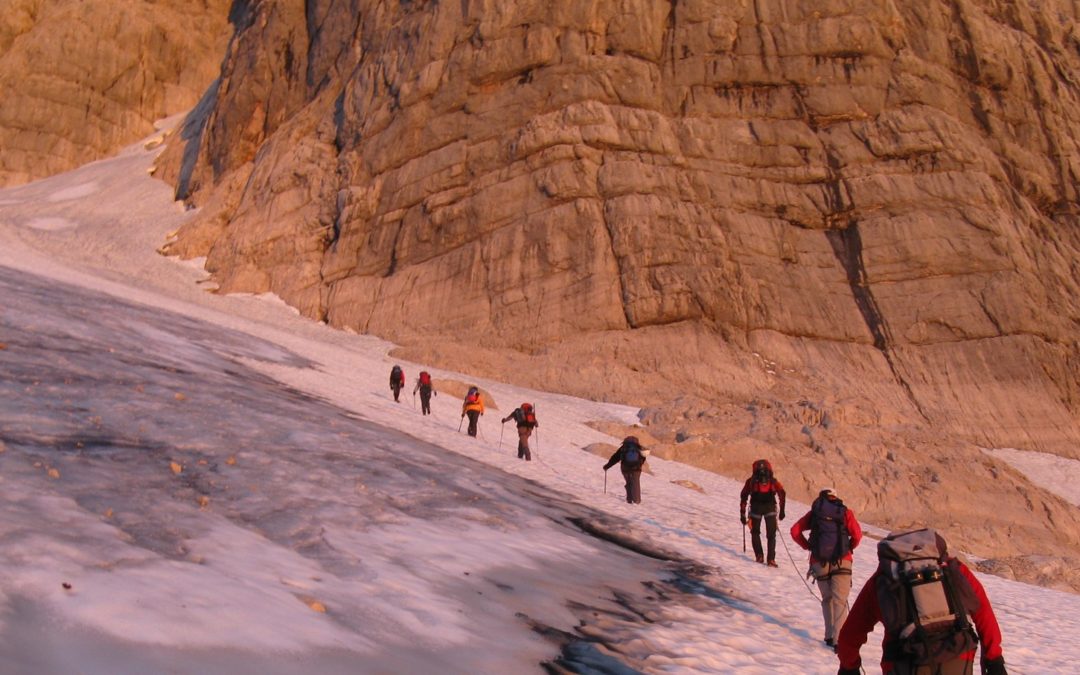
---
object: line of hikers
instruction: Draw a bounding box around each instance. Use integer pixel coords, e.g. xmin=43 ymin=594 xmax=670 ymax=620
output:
xmin=387 ymin=365 xmax=541 ymax=459
xmin=741 ymin=459 xmax=1007 ymax=675
xmin=389 ymin=365 xmax=1008 ymax=674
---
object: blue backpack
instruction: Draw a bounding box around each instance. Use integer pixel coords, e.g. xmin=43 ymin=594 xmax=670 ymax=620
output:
xmin=809 ymin=496 xmax=849 ymax=563
xmin=621 ymin=442 xmax=644 ymax=468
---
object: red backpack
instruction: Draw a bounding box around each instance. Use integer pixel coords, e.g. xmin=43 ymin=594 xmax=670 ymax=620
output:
xmin=516 ymin=403 xmax=537 ymax=427
xmin=419 ymin=371 xmax=432 ymax=386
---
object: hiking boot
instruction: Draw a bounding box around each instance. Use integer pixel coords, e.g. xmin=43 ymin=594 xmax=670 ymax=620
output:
xmin=767 ymin=560 xmax=778 ymax=567
xmin=824 ymin=638 xmax=835 ymax=648
xmin=755 ymin=556 xmax=764 ymax=564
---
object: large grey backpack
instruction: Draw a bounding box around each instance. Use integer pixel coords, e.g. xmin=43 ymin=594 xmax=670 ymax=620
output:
xmin=875 ymin=529 xmax=979 ymax=666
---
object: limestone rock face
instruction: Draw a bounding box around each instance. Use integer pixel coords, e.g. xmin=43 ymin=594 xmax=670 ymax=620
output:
xmin=159 ymin=2 xmax=1080 ymax=562
xmin=0 ymin=0 xmax=232 ymax=186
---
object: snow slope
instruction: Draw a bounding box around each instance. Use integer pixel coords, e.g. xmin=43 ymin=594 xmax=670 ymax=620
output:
xmin=0 ymin=128 xmax=1078 ymax=674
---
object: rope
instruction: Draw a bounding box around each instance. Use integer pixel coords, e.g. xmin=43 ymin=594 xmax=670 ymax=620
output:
xmin=779 ymin=524 xmax=822 ymax=602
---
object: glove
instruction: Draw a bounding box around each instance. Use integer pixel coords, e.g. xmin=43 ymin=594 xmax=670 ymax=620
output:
xmin=838 ymin=668 xmax=860 ymax=675
xmin=983 ymin=657 xmax=1007 ymax=675
xmin=740 ymin=514 xmax=747 ymax=525
xmin=779 ymin=510 xmax=786 ymax=521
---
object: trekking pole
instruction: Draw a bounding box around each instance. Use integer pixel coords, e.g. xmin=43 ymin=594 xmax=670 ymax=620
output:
xmin=412 ymin=391 xmax=416 ymax=410
xmin=458 ymin=416 xmax=464 ymax=432
xmin=742 ymin=520 xmax=746 ymax=553
xmin=604 ymin=469 xmax=607 ymax=494
xmin=499 ymin=423 xmax=505 ymax=451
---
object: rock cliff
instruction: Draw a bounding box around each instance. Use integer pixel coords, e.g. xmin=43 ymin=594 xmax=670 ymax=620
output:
xmin=156 ymin=0 xmax=1080 ymax=570
xmin=0 ymin=0 xmax=232 ymax=186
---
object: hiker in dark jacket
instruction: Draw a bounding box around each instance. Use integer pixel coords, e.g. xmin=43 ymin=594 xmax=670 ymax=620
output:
xmin=837 ymin=528 xmax=1007 ymax=675
xmin=603 ymin=436 xmax=646 ymax=504
xmin=501 ymin=403 xmax=538 ymax=461
xmin=389 ymin=365 xmax=405 ymax=402
xmin=739 ymin=458 xmax=786 ymax=566
xmin=791 ymin=488 xmax=863 ymax=647
xmin=413 ymin=371 xmax=436 ymax=415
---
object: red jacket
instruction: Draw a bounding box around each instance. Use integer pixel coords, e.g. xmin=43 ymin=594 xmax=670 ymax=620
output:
xmin=790 ymin=503 xmax=863 ymax=564
xmin=740 ymin=477 xmax=786 ymax=516
xmin=836 ymin=561 xmax=1004 ymax=673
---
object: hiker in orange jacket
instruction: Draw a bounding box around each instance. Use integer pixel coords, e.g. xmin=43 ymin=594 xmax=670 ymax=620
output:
xmin=791 ymin=488 xmax=863 ymax=647
xmin=461 ymin=386 xmax=484 ymax=437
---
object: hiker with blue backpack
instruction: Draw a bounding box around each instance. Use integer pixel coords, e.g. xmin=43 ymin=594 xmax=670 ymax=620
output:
xmin=836 ymin=528 xmax=1007 ymax=675
xmin=791 ymin=487 xmax=863 ymax=648
xmin=389 ymin=365 xmax=405 ymax=402
xmin=603 ymin=436 xmax=646 ymax=504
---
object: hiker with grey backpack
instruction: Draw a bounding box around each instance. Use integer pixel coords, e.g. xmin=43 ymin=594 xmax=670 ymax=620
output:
xmin=791 ymin=487 xmax=863 ymax=648
xmin=836 ymin=528 xmax=1007 ymax=675
xmin=603 ymin=436 xmax=646 ymax=504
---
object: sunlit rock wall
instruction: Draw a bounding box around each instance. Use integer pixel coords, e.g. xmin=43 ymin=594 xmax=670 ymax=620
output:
xmin=159 ymin=0 xmax=1080 ymax=461
xmin=0 ymin=0 xmax=232 ymax=186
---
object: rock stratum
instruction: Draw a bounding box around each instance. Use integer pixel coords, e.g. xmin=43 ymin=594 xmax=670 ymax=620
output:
xmin=0 ymin=0 xmax=232 ymax=186
xmin=7 ymin=0 xmax=1080 ymax=578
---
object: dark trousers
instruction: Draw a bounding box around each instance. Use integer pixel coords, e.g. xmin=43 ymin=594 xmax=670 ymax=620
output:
xmin=516 ymin=427 xmax=532 ymax=460
xmin=391 ymin=383 xmax=402 ymax=402
xmin=621 ymin=467 xmax=642 ymax=504
xmin=892 ymin=660 xmax=973 ymax=675
xmin=466 ymin=410 xmax=480 ymax=437
xmin=419 ymin=388 xmax=432 ymax=414
xmin=750 ymin=512 xmax=778 ymax=561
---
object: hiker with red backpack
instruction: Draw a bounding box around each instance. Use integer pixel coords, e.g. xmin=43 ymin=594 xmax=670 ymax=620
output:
xmin=603 ymin=436 xmax=647 ymax=504
xmin=389 ymin=365 xmax=405 ymax=402
xmin=836 ymin=528 xmax=1007 ymax=675
xmin=501 ymin=403 xmax=538 ymax=461
xmin=791 ymin=487 xmax=863 ymax=648
xmin=739 ymin=459 xmax=786 ymax=566
xmin=461 ymin=386 xmax=484 ymax=437
xmin=413 ymin=371 xmax=436 ymax=415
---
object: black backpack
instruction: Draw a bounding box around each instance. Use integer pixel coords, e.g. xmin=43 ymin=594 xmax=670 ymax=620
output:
xmin=876 ymin=529 xmax=979 ymax=666
xmin=808 ymin=496 xmax=850 ymax=563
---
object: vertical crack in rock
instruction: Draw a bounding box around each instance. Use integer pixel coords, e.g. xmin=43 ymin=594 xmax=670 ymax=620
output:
xmin=825 ymin=223 xmax=927 ymax=420
xmin=599 ymin=155 xmax=635 ymax=330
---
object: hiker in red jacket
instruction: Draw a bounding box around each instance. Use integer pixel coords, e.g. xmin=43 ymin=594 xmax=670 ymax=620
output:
xmin=413 ymin=370 xmax=436 ymax=415
xmin=739 ymin=459 xmax=786 ymax=566
xmin=836 ymin=528 xmax=1007 ymax=675
xmin=791 ymin=488 xmax=863 ymax=647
